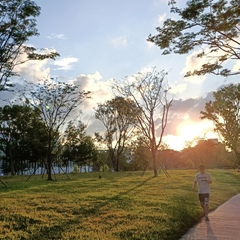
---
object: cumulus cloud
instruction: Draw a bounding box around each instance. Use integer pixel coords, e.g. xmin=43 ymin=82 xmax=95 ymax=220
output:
xmin=165 ymin=93 xmax=214 ymax=136
xmin=13 ymin=47 xmax=58 ymax=82
xmin=53 ymin=57 xmax=79 ymax=71
xmin=74 ymin=71 xmax=113 ymax=110
xmin=233 ymin=60 xmax=240 ymax=73
xmin=14 ymin=59 xmax=51 ymax=82
xmin=70 ymin=72 xmax=114 ymax=135
xmin=170 ymin=83 xmax=187 ymax=95
xmin=181 ymin=50 xmax=207 ymax=83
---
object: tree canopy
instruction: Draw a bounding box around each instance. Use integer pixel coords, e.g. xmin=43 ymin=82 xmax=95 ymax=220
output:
xmin=201 ymin=83 xmax=240 ymax=164
xmin=95 ymin=96 xmax=139 ymax=172
xmin=0 ymin=0 xmax=59 ymax=91
xmin=0 ymin=104 xmax=48 ymax=175
xmin=148 ymin=0 xmax=240 ymax=77
xmin=21 ymin=79 xmax=91 ymax=180
xmin=62 ymin=121 xmax=97 ymax=168
xmin=114 ymin=68 xmax=173 ymax=177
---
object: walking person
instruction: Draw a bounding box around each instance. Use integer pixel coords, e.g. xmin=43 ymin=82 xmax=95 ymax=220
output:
xmin=192 ymin=164 xmax=212 ymax=221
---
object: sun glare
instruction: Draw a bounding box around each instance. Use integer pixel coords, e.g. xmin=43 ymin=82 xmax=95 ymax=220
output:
xmin=164 ymin=120 xmax=218 ymax=151
xmin=178 ymin=122 xmax=205 ymax=141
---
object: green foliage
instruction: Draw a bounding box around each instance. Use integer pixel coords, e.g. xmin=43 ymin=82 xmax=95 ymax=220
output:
xmin=73 ymin=164 xmax=79 ymax=173
xmin=20 ymin=79 xmax=91 ymax=180
xmin=130 ymin=137 xmax=151 ymax=171
xmin=114 ymin=68 xmax=173 ymax=177
xmin=182 ymin=139 xmax=233 ymax=168
xmin=201 ymin=83 xmax=240 ymax=164
xmin=100 ymin=164 xmax=109 ymax=172
xmin=0 ymin=0 xmax=59 ymax=91
xmin=95 ymin=96 xmax=140 ymax=172
xmin=0 ymin=170 xmax=240 ymax=239
xmin=148 ymin=0 xmax=240 ymax=77
xmin=62 ymin=120 xmax=97 ymax=167
xmin=0 ymin=104 xmax=48 ymax=175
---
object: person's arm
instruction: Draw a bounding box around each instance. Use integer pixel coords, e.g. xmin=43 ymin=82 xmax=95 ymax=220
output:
xmin=192 ymin=180 xmax=197 ymax=191
xmin=207 ymin=174 xmax=212 ymax=184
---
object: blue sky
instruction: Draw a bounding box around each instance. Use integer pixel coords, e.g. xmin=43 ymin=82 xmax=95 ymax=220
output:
xmin=32 ymin=0 xmax=177 ymax=80
xmin=4 ymin=0 xmax=239 ymax=150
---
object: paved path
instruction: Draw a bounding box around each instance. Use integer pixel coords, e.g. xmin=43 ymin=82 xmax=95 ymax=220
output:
xmin=180 ymin=194 xmax=240 ymax=240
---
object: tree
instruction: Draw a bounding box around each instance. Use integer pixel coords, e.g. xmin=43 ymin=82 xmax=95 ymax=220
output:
xmin=0 ymin=0 xmax=59 ymax=91
xmin=114 ymin=68 xmax=173 ymax=177
xmin=0 ymin=104 xmax=48 ymax=175
xmin=181 ymin=139 xmax=233 ymax=168
xmin=200 ymin=84 xmax=240 ymax=164
xmin=21 ymin=79 xmax=91 ymax=180
xmin=130 ymin=136 xmax=152 ymax=171
xmin=62 ymin=120 xmax=97 ymax=170
xmin=95 ymin=96 xmax=140 ymax=172
xmin=93 ymin=150 xmax=110 ymax=172
xmin=148 ymin=0 xmax=240 ymax=77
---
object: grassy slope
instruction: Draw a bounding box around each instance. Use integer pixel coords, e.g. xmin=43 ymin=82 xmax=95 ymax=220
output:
xmin=0 ymin=170 xmax=240 ymax=240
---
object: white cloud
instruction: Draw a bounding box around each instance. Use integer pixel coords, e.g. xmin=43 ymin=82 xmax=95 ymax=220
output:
xmin=170 ymin=83 xmax=187 ymax=94
xmin=53 ymin=57 xmax=79 ymax=71
xmin=13 ymin=48 xmax=58 ymax=82
xmin=74 ymin=72 xmax=113 ymax=110
xmin=86 ymin=71 xmax=102 ymax=81
xmin=68 ymin=72 xmax=113 ymax=134
xmin=47 ymin=33 xmax=66 ymax=40
xmin=110 ymin=36 xmax=127 ymax=47
xmin=181 ymin=50 xmax=207 ymax=84
xmin=233 ymin=60 xmax=240 ymax=73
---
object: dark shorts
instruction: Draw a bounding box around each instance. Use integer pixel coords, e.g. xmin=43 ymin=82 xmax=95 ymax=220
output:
xmin=198 ymin=193 xmax=210 ymax=205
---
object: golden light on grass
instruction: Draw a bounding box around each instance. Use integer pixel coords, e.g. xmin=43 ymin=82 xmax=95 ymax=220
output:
xmin=0 ymin=170 xmax=240 ymax=239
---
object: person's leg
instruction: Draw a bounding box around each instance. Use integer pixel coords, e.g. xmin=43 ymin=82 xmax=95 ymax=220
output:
xmin=199 ymin=194 xmax=205 ymax=216
xmin=204 ymin=194 xmax=210 ymax=220
xmin=200 ymin=202 xmax=205 ymax=216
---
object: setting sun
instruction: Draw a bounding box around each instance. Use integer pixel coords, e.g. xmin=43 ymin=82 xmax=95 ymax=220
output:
xmin=164 ymin=120 xmax=219 ymax=151
xmin=178 ymin=121 xmax=207 ymax=140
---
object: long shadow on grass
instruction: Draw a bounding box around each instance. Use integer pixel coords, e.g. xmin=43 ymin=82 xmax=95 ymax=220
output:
xmin=27 ymin=176 xmax=154 ymax=239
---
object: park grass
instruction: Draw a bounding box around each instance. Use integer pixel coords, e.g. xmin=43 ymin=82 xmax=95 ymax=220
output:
xmin=0 ymin=169 xmax=240 ymax=240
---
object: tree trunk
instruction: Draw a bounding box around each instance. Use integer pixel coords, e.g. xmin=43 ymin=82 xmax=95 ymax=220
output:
xmin=10 ymin=157 xmax=15 ymax=175
xmin=235 ymin=150 xmax=240 ymax=166
xmin=47 ymin=156 xmax=53 ymax=180
xmin=9 ymin=148 xmax=15 ymax=176
xmin=47 ymin=135 xmax=53 ymax=180
xmin=152 ymin=148 xmax=158 ymax=177
xmin=109 ymin=149 xmax=118 ymax=172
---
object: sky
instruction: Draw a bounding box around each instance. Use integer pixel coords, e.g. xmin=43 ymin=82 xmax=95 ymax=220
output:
xmin=2 ymin=0 xmax=239 ymax=150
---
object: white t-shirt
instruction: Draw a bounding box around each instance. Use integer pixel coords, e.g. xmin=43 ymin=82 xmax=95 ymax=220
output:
xmin=194 ymin=172 xmax=212 ymax=194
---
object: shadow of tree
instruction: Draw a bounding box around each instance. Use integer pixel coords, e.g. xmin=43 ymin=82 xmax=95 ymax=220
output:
xmin=27 ymin=176 xmax=154 ymax=239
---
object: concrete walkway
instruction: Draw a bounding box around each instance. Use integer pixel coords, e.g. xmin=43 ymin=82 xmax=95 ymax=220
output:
xmin=180 ymin=194 xmax=240 ymax=240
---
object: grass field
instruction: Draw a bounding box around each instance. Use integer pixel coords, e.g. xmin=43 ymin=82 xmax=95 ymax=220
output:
xmin=0 ymin=169 xmax=240 ymax=240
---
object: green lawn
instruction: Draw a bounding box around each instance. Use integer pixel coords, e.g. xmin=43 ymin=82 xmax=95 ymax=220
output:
xmin=1 ymin=170 xmax=240 ymax=240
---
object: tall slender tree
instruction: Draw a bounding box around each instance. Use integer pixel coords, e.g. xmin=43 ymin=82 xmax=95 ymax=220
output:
xmin=114 ymin=68 xmax=173 ymax=177
xmin=21 ymin=79 xmax=91 ymax=180
xmin=95 ymin=96 xmax=140 ymax=172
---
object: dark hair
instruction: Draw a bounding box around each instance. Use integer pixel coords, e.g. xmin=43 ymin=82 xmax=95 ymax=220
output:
xmin=199 ymin=164 xmax=205 ymax=170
